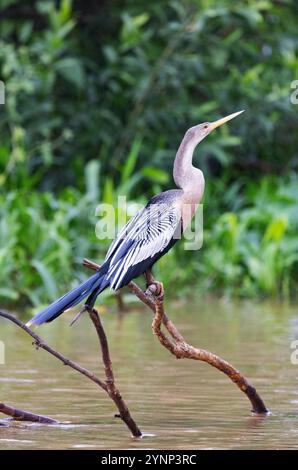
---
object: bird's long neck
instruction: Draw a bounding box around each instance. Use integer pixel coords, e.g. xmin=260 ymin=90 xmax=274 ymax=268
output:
xmin=173 ymin=131 xmax=205 ymax=202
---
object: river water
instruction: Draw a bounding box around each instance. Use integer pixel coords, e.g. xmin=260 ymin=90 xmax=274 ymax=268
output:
xmin=1 ymin=299 xmax=298 ymax=449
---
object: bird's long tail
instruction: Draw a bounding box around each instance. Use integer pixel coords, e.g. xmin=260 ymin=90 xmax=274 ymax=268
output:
xmin=26 ymin=269 xmax=109 ymax=327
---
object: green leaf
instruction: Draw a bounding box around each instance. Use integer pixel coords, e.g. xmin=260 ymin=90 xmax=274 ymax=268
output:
xmin=102 ymin=177 xmax=114 ymax=205
xmin=0 ymin=288 xmax=18 ymax=301
xmin=31 ymin=260 xmax=58 ymax=299
xmin=55 ymin=58 xmax=85 ymax=88
xmin=121 ymin=136 xmax=142 ymax=185
xmin=263 ymin=217 xmax=288 ymax=244
xmin=142 ymin=166 xmax=169 ymax=184
xmin=85 ymin=160 xmax=101 ymax=201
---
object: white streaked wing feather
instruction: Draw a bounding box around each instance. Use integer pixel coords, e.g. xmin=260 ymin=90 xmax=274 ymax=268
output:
xmin=106 ymin=202 xmax=181 ymax=289
xmin=105 ymin=214 xmax=136 ymax=260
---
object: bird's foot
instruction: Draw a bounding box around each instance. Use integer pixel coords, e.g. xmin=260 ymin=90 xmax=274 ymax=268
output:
xmin=146 ymin=281 xmax=164 ymax=302
xmin=144 ymin=270 xmax=164 ymax=301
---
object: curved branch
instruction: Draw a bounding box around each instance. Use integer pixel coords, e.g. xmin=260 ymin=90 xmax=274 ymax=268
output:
xmin=152 ymin=299 xmax=268 ymax=414
xmin=83 ymin=258 xmax=268 ymax=415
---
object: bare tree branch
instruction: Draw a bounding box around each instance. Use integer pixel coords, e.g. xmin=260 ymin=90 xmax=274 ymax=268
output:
xmin=0 ymin=309 xmax=142 ymax=436
xmin=83 ymin=258 xmax=268 ymax=414
xmin=0 ymin=310 xmax=107 ymax=391
xmin=0 ymin=403 xmax=57 ymax=424
xmin=89 ymin=309 xmax=142 ymax=437
xmin=151 ymin=298 xmax=268 ymax=414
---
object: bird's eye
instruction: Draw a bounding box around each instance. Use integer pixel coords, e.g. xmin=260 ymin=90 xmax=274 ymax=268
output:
xmin=204 ymin=124 xmax=208 ymax=129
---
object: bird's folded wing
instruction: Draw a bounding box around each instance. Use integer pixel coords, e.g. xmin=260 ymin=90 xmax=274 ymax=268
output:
xmin=104 ymin=199 xmax=182 ymax=290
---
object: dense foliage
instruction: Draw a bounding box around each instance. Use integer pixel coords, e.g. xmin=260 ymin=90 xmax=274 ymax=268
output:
xmin=0 ymin=0 xmax=297 ymax=309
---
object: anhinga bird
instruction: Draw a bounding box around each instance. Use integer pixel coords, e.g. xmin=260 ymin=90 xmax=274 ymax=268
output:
xmin=27 ymin=110 xmax=243 ymax=327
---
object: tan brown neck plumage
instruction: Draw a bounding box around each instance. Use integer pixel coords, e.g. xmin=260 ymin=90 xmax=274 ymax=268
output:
xmin=173 ymin=129 xmax=205 ymax=229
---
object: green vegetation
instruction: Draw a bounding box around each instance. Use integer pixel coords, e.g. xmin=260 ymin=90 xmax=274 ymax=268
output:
xmin=0 ymin=0 xmax=297 ymax=310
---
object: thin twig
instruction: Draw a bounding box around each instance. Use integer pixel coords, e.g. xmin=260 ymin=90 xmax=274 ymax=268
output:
xmin=89 ymin=309 xmax=142 ymax=437
xmin=0 ymin=310 xmax=107 ymax=391
xmin=0 ymin=403 xmax=57 ymax=424
xmin=0 ymin=310 xmax=142 ymax=436
xmin=83 ymin=258 xmax=268 ymax=414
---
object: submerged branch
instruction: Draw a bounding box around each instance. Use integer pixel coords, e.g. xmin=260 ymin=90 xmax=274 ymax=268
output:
xmin=0 ymin=403 xmax=57 ymax=424
xmin=83 ymin=258 xmax=268 ymax=414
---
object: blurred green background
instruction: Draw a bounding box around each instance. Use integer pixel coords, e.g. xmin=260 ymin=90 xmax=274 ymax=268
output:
xmin=0 ymin=0 xmax=297 ymax=311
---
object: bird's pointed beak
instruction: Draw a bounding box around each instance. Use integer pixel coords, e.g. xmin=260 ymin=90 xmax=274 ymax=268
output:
xmin=209 ymin=110 xmax=244 ymax=131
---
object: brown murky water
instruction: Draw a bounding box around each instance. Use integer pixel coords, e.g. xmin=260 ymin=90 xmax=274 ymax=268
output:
xmin=1 ymin=299 xmax=298 ymax=449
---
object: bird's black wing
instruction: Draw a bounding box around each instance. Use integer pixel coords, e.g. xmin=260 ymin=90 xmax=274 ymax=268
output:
xmin=104 ymin=190 xmax=183 ymax=290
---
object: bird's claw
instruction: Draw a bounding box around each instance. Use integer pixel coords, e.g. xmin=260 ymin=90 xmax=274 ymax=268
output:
xmin=146 ymin=281 xmax=164 ymax=302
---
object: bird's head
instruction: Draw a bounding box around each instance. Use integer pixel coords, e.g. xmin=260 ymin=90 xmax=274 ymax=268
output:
xmin=186 ymin=110 xmax=244 ymax=145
